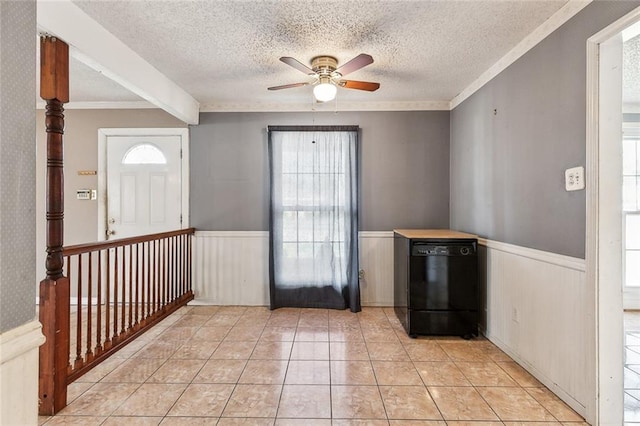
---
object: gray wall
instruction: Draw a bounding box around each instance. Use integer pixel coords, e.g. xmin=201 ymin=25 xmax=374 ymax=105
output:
xmin=0 ymin=0 xmax=36 ymax=333
xmin=190 ymin=111 xmax=450 ymax=231
xmin=450 ymin=1 xmax=640 ymax=259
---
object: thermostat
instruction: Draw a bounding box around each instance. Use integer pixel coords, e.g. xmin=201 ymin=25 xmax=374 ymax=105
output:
xmin=77 ymin=189 xmax=97 ymax=200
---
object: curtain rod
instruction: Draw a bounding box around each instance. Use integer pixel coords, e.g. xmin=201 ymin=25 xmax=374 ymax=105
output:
xmin=268 ymin=125 xmax=359 ymax=132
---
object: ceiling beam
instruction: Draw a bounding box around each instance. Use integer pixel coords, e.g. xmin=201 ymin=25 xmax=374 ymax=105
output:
xmin=37 ymin=0 xmax=200 ymax=125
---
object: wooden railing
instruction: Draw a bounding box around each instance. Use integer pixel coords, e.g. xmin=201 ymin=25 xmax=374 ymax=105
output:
xmin=39 ymin=228 xmax=195 ymax=415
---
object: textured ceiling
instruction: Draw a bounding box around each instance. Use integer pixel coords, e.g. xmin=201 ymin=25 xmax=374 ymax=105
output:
xmin=624 ymin=34 xmax=640 ymax=113
xmin=63 ymin=0 xmax=572 ymax=110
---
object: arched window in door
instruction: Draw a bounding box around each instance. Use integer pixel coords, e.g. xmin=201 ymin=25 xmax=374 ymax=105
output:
xmin=122 ymin=143 xmax=167 ymax=165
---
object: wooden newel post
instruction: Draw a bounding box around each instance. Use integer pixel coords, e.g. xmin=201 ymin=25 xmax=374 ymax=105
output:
xmin=38 ymin=35 xmax=70 ymax=416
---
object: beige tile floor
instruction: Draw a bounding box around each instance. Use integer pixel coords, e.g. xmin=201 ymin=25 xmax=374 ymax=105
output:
xmin=39 ymin=306 xmax=587 ymax=425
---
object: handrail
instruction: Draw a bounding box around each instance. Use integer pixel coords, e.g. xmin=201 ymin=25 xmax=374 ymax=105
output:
xmin=63 ymin=228 xmax=195 ymax=255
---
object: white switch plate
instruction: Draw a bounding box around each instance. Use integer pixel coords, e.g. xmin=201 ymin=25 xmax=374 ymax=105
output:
xmin=565 ymin=166 xmax=585 ymax=191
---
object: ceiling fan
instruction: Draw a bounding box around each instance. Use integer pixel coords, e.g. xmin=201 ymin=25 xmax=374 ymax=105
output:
xmin=268 ymin=53 xmax=380 ymax=102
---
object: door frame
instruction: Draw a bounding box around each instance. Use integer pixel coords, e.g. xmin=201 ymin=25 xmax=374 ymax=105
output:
xmin=97 ymin=127 xmax=190 ymax=242
xmin=586 ymin=6 xmax=640 ymax=424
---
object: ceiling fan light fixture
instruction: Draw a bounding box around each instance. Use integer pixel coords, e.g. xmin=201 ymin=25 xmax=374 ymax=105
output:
xmin=269 ymin=54 xmax=379 ymax=99
xmin=313 ymin=80 xmax=337 ymax=102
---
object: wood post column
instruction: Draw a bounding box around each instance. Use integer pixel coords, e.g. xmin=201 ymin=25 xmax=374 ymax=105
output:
xmin=38 ymin=35 xmax=70 ymax=416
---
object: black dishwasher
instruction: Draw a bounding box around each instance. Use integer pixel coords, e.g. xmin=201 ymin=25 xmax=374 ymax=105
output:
xmin=394 ymin=236 xmax=478 ymax=338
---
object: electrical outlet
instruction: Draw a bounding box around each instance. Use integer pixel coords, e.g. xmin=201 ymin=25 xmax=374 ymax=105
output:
xmin=565 ymin=166 xmax=585 ymax=191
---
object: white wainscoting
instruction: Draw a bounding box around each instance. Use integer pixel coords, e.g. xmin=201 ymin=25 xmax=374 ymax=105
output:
xmin=193 ymin=231 xmax=270 ymax=305
xmin=0 ymin=320 xmax=45 ymax=425
xmin=192 ymin=231 xmax=394 ymax=306
xmin=479 ymin=238 xmax=587 ymax=417
xmin=358 ymin=231 xmax=394 ymax=306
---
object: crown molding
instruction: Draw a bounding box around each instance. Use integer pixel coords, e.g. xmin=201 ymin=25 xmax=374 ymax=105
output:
xmin=199 ymin=100 xmax=450 ymax=112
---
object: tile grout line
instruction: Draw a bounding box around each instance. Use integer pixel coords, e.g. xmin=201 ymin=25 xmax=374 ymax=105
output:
xmin=159 ymin=310 xmax=217 ymax=422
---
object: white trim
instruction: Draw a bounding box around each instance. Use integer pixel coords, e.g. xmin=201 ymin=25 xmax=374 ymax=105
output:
xmin=450 ymin=0 xmax=592 ymax=109
xmin=195 ymin=231 xmax=268 ymax=238
xmin=586 ymin=6 xmax=640 ymax=424
xmin=36 ymin=0 xmax=200 ymax=124
xmin=193 ymin=231 xmax=395 ymax=238
xmin=0 ymin=320 xmax=45 ymax=366
xmin=477 ymin=238 xmax=585 ymax=272
xmin=585 ymin=31 xmax=600 ymax=426
xmin=98 ymin=128 xmax=190 ymax=242
xmin=200 ymin=100 xmax=451 ymax=113
xmin=359 ymin=231 xmax=394 ymax=238
xmin=36 ymin=101 xmax=156 ymax=110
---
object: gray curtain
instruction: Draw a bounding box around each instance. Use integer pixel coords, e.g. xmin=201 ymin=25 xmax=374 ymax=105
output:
xmin=268 ymin=125 xmax=360 ymax=312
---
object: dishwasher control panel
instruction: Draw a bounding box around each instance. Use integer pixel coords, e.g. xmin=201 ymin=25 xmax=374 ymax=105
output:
xmin=411 ymin=243 xmax=475 ymax=256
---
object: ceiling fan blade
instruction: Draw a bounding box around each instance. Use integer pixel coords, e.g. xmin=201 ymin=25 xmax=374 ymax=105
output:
xmin=336 ymin=53 xmax=374 ymax=76
xmin=280 ymin=57 xmax=315 ymax=75
xmin=339 ymin=80 xmax=380 ymax=91
xmin=268 ymin=82 xmax=309 ymax=90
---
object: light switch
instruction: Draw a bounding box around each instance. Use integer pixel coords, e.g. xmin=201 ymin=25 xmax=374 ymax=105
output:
xmin=565 ymin=166 xmax=585 ymax=191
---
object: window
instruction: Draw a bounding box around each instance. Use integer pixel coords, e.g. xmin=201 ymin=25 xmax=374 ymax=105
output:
xmin=281 ymin=137 xmax=347 ymax=268
xmin=268 ymin=126 xmax=360 ymax=311
xmin=122 ymin=143 xmax=167 ymax=165
xmin=624 ymin=127 xmax=640 ymax=287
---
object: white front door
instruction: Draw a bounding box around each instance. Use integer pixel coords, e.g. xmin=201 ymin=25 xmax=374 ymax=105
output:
xmin=104 ymin=134 xmax=183 ymax=239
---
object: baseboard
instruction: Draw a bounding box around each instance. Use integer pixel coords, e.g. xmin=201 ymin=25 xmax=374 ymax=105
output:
xmin=485 ymin=331 xmax=586 ymax=416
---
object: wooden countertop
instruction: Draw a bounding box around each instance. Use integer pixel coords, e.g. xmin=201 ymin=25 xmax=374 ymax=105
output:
xmin=393 ymin=229 xmax=478 ymax=239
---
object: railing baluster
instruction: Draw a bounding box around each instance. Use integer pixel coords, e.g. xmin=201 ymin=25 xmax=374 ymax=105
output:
xmin=128 ymin=244 xmax=133 ymax=330
xmin=143 ymin=242 xmax=147 ymax=320
xmin=74 ymin=254 xmax=82 ymax=368
xmin=105 ymin=249 xmax=111 ymax=348
xmin=169 ymin=236 xmax=173 ymax=305
xmin=134 ymin=243 xmax=139 ymax=327
xmin=181 ymin=234 xmax=185 ymax=296
xmin=96 ymin=250 xmax=102 ymax=353
xmin=174 ymin=236 xmax=178 ymax=302
xmin=86 ymin=251 xmax=93 ymax=361
xmin=163 ymin=238 xmax=167 ymax=307
xmin=187 ymin=234 xmax=192 ymax=294
xmin=177 ymin=235 xmax=181 ymax=297
xmin=113 ymin=247 xmax=118 ymax=342
xmin=121 ymin=246 xmax=126 ymax=335
xmin=152 ymin=240 xmax=157 ymax=314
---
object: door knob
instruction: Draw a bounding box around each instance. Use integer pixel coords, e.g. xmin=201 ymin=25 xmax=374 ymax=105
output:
xmin=106 ymin=229 xmax=115 ymax=237
xmin=109 ymin=218 xmax=116 ymax=224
